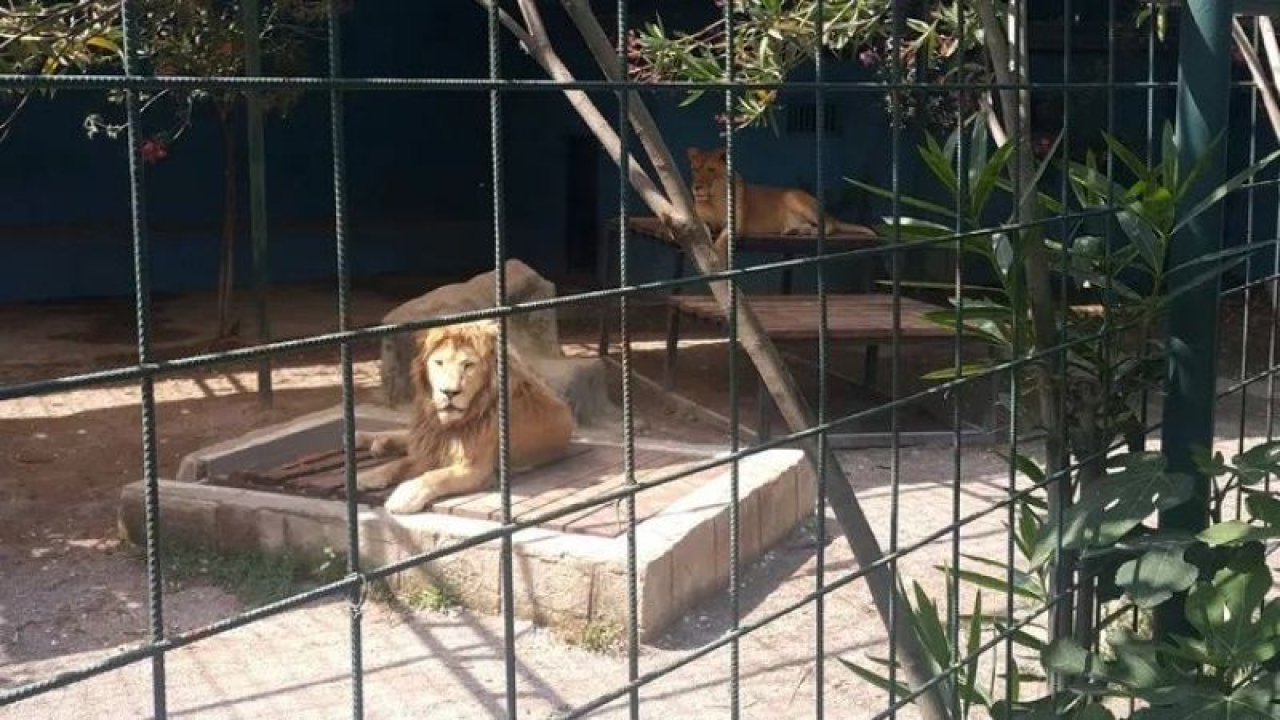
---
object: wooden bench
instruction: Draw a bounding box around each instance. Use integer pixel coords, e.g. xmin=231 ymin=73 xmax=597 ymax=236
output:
xmin=595 ymin=217 xmax=998 ymax=445
xmin=663 ymin=293 xmax=978 ymax=440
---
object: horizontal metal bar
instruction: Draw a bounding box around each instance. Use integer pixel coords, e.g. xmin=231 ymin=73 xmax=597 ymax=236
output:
xmin=0 ymin=74 xmax=1190 ymax=94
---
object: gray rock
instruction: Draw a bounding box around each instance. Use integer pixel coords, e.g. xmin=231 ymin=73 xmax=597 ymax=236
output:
xmin=379 ymin=259 xmax=620 ymax=428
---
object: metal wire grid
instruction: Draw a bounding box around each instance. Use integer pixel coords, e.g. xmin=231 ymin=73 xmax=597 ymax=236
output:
xmin=0 ymin=2 xmax=1273 ymax=718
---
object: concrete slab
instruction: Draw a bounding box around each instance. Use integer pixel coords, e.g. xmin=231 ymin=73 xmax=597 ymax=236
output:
xmin=120 ymin=405 xmax=808 ymax=641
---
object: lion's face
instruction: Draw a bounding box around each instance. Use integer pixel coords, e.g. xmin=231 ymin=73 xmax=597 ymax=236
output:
xmin=416 ymin=322 xmax=497 ymax=426
xmin=687 ymin=146 xmax=729 ymax=205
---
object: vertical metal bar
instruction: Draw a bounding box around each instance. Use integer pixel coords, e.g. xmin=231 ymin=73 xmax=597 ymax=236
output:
xmin=1236 ymin=20 xmax=1262 ymax=521
xmin=948 ymin=2 xmax=970 ymax=716
xmin=614 ymin=2 xmax=640 ymax=717
xmin=1160 ymin=0 xmax=1233 ymax=637
xmin=1138 ymin=0 xmax=1160 ymax=455
xmin=119 ymin=1 xmax=165 ymax=715
xmin=813 ymin=0 xmax=828 ymax=716
xmin=324 ymin=1 xmax=363 ymax=716
xmin=887 ymin=1 xmax=904 ymax=714
xmin=241 ymin=0 xmax=272 ymax=406
xmin=1270 ymin=83 xmax=1280 ymax=490
xmin=1006 ymin=0 xmax=1026 ymax=700
xmin=485 ymin=3 xmax=517 ymax=717
xmin=722 ymin=1 xmax=741 ymax=715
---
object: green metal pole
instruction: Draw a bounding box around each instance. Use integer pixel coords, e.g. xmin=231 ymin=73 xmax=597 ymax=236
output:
xmin=242 ymin=0 xmax=273 ymax=406
xmin=1159 ymin=0 xmax=1231 ymax=634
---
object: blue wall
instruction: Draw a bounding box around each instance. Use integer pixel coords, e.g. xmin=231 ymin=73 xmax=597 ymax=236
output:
xmin=0 ymin=4 xmax=1270 ymax=302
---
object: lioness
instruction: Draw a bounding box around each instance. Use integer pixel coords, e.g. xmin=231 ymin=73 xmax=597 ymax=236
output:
xmin=354 ymin=319 xmax=574 ymax=514
xmin=687 ymin=146 xmax=877 ymax=256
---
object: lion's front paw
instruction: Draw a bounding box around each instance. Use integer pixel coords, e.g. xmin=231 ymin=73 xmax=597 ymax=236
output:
xmin=383 ymin=480 xmax=439 ymax=515
xmin=357 ymin=464 xmax=396 ymax=491
xmin=353 ymin=431 xmax=376 ymax=450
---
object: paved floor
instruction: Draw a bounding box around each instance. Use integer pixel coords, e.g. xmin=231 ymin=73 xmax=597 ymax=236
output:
xmin=4 ymin=284 xmax=1279 ymax=719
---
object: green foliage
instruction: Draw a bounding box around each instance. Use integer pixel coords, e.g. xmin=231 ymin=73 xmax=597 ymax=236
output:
xmin=841 ymin=578 xmax=998 ymax=718
xmin=401 ymin=583 xmax=460 ymax=614
xmin=627 ymin=0 xmax=985 ymax=130
xmin=160 ymin=542 xmax=345 ymax=608
xmin=847 ymin=436 xmax=1280 ymax=718
xmin=1 ymin=0 xmax=329 ymax=147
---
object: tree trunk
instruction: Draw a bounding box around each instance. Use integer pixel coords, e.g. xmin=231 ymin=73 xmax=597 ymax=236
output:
xmin=973 ymin=0 xmax=1073 ymax=652
xmin=216 ymin=108 xmax=239 ymax=341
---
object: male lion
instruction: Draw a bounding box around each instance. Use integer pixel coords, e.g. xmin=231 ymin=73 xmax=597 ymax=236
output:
xmin=687 ymin=146 xmax=877 ymax=257
xmin=354 ymin=319 xmax=575 ymax=514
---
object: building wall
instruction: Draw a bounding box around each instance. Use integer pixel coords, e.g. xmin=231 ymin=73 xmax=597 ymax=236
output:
xmin=0 ymin=4 xmax=1268 ymax=303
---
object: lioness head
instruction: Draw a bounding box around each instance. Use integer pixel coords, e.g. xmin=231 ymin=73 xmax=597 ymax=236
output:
xmin=687 ymin=146 xmax=729 ymax=204
xmin=414 ymin=320 xmax=499 ymax=426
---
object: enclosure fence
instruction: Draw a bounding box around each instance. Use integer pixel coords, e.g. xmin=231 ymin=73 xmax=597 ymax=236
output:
xmin=1 ymin=0 xmax=1277 ymax=718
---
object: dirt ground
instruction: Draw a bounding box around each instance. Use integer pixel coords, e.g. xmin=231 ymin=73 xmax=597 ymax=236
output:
xmin=1 ymin=281 xmax=1277 ymax=719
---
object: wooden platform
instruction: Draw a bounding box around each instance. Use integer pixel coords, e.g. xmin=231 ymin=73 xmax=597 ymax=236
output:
xmin=669 ymin=293 xmax=957 ymax=342
xmin=211 ymin=441 xmax=722 ymax=538
xmin=623 ymin=216 xmax=882 ymax=252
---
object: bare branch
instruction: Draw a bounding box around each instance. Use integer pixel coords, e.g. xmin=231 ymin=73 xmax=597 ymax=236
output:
xmin=1233 ymin=19 xmax=1280 ymax=140
xmin=474 ymin=0 xmax=673 ymax=217
xmin=560 ymin=0 xmax=697 ymax=223
xmin=980 ymin=92 xmax=1009 ymax=146
xmin=1259 ymin=17 xmax=1280 ymax=102
xmin=972 ymin=0 xmax=1018 ymax=136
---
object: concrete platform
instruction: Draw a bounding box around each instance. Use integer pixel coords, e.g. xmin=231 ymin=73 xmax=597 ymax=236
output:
xmin=118 ymin=405 xmax=812 ymax=641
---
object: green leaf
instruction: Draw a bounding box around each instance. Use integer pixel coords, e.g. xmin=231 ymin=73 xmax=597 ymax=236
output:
xmin=962 ymin=591 xmax=984 ymax=719
xmin=1042 ymin=637 xmax=1092 ymax=677
xmin=971 ymin=141 xmax=1016 ymax=219
xmin=1132 ymin=678 xmax=1280 ymax=719
xmin=1030 ymin=453 xmax=1194 ymax=567
xmin=1198 ymin=520 xmax=1280 ymax=547
xmin=848 ymin=179 xmax=957 ymax=219
xmin=1232 ymin=440 xmax=1280 ymax=486
xmin=84 ymin=35 xmax=122 ymax=56
xmin=911 ymin=580 xmax=951 ymax=667
xmin=1114 ymin=549 xmax=1198 ymax=609
xmin=939 ymin=565 xmax=1041 ymax=601
xmin=836 ymin=657 xmax=912 ymax=699
xmin=918 ymin=134 xmax=959 ymax=196
xmin=1113 ymin=207 xmax=1163 ymax=272
xmin=1173 ymin=146 xmax=1280 ymax=237
xmin=1103 ymin=131 xmax=1158 ymax=187
xmin=1245 ymin=492 xmax=1280 ymax=527
xmin=1185 ymin=551 xmax=1274 ymax=665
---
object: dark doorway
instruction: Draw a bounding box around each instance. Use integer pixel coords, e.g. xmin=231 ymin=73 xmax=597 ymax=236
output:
xmin=564 ymin=136 xmax=599 ymax=275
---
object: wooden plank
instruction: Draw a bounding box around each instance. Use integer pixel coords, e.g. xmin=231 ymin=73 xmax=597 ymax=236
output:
xmin=429 ymin=443 xmax=597 ymax=516
xmin=558 ymin=461 xmax=716 ymax=537
xmin=439 ymin=444 xmax=667 ymax=523
xmin=551 ymin=453 xmax=722 ymax=535
xmin=503 ymin=448 xmax=691 ymax=529
xmin=668 ymin=294 xmax=957 ymax=341
xmin=623 ymin=216 xmax=882 ymax=251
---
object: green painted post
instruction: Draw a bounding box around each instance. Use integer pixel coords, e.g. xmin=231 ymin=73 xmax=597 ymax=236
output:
xmin=242 ymin=0 xmax=273 ymax=406
xmin=1159 ymin=0 xmax=1231 ymax=634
